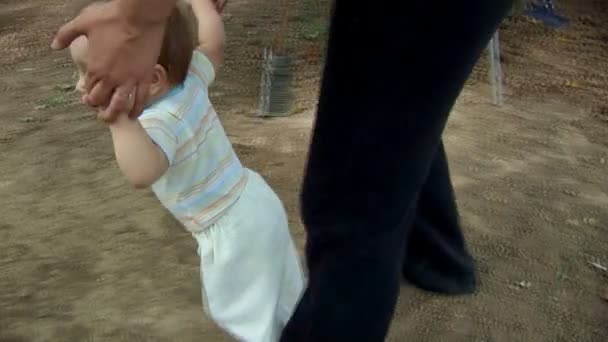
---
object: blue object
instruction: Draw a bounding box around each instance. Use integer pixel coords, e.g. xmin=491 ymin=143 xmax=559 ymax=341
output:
xmin=524 ymin=0 xmax=569 ymax=28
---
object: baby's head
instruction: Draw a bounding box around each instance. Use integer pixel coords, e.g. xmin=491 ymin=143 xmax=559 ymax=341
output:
xmin=70 ymin=2 xmax=195 ymax=104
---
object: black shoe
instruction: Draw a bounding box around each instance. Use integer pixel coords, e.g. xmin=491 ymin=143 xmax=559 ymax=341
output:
xmin=402 ymin=259 xmax=477 ymax=295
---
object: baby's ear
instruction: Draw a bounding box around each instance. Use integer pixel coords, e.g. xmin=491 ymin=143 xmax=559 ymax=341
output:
xmin=152 ymin=65 xmax=169 ymax=85
xmin=149 ymin=64 xmax=169 ymax=96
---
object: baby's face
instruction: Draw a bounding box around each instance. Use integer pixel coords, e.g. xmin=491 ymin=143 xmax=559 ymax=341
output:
xmin=69 ymin=36 xmax=89 ymax=97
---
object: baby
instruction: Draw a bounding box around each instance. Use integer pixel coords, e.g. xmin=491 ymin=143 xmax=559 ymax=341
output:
xmin=69 ymin=1 xmax=304 ymax=341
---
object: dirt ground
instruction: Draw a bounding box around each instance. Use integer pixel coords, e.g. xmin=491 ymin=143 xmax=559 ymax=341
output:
xmin=1 ymin=0 xmax=607 ymax=341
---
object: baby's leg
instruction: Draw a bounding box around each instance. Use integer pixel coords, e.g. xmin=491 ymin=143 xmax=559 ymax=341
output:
xmin=193 ymin=170 xmax=304 ymax=342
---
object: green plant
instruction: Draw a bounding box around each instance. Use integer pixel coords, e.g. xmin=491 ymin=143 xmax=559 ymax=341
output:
xmin=301 ymin=18 xmax=327 ymax=41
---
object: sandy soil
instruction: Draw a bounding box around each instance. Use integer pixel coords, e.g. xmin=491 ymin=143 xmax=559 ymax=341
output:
xmin=1 ymin=0 xmax=607 ymax=341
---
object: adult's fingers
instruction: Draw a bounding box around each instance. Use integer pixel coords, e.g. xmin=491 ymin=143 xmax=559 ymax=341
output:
xmin=84 ymin=78 xmax=112 ymax=107
xmin=103 ymin=83 xmax=136 ymax=121
xmin=51 ymin=15 xmax=85 ymax=50
xmin=128 ymin=82 xmax=150 ymax=119
xmin=218 ymin=0 xmax=228 ymax=12
xmin=213 ymin=0 xmax=227 ymax=13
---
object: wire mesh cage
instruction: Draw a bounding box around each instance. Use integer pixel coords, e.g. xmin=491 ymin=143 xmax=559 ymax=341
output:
xmin=212 ymin=0 xmax=330 ymax=117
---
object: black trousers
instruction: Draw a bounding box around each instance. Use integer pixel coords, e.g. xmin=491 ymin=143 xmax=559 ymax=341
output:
xmin=281 ymin=0 xmax=514 ymax=341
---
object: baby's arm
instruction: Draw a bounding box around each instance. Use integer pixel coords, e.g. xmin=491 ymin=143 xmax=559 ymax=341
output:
xmin=190 ymin=0 xmax=225 ymax=71
xmin=108 ymin=114 xmax=169 ymax=189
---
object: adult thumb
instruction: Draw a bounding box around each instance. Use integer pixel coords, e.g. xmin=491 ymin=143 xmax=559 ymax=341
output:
xmin=51 ymin=16 xmax=85 ymax=50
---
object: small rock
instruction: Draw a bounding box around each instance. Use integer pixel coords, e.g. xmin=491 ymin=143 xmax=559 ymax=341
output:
xmin=601 ymin=158 xmax=606 ymax=165
xmin=583 ymin=217 xmax=599 ymax=225
xmin=514 ymin=280 xmax=532 ymax=289
xmin=589 ymin=261 xmax=608 ymax=273
xmin=566 ymin=219 xmax=579 ymax=226
xmin=565 ymin=80 xmax=578 ymax=88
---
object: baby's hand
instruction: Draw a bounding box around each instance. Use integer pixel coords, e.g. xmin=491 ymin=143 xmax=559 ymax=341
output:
xmin=97 ymin=91 xmax=136 ymax=123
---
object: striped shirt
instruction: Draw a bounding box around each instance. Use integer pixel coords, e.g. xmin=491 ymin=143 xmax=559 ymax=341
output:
xmin=139 ymin=50 xmax=247 ymax=233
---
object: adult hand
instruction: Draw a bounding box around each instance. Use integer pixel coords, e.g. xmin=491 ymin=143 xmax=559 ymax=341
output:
xmin=184 ymin=0 xmax=227 ymax=13
xmin=51 ymin=1 xmax=167 ymax=121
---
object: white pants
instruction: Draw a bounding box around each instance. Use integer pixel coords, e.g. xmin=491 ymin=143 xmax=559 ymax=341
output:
xmin=192 ymin=170 xmax=305 ymax=342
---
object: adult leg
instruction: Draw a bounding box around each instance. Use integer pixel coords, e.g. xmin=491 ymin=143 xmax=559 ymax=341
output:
xmin=281 ymin=0 xmax=513 ymax=341
xmin=403 ymin=141 xmax=477 ymax=295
